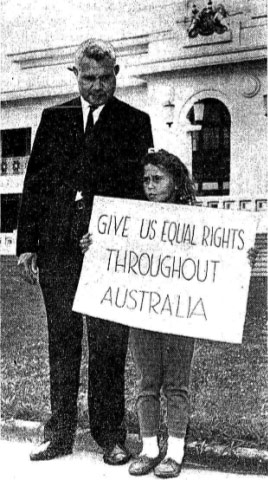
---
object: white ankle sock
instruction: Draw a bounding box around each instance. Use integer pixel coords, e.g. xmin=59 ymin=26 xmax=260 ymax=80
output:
xmin=141 ymin=436 xmax=159 ymax=458
xmin=165 ymin=436 xmax=185 ymax=463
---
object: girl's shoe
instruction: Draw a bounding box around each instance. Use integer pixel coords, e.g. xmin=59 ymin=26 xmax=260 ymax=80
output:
xmin=154 ymin=457 xmax=182 ymax=478
xmin=128 ymin=454 xmax=161 ymax=476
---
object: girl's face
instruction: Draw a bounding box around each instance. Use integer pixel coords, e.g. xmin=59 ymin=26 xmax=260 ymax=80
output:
xmin=143 ymin=163 xmax=176 ymax=203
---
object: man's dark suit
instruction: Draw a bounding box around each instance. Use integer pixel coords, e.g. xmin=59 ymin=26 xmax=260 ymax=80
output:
xmin=17 ymin=95 xmax=153 ymax=451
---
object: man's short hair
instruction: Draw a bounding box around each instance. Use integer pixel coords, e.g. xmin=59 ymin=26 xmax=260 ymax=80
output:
xmin=75 ymin=39 xmax=116 ymax=68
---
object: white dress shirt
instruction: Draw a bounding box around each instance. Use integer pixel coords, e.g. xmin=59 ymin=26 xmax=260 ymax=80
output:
xmin=80 ymin=96 xmax=105 ymax=131
xmin=75 ymin=98 xmax=105 ymax=202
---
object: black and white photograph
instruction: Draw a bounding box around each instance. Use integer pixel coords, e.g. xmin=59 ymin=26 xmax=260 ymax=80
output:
xmin=1 ymin=1 xmax=267 ymax=482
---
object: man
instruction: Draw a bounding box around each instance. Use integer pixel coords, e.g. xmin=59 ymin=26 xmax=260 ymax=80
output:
xmin=17 ymin=38 xmax=153 ymax=464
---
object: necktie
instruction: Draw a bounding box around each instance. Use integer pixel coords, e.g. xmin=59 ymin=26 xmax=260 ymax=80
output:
xmin=84 ymin=106 xmax=95 ymax=138
xmin=83 ymin=106 xmax=95 ymax=179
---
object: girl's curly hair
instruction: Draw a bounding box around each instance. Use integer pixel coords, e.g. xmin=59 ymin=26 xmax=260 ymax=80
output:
xmin=141 ymin=149 xmax=196 ymax=205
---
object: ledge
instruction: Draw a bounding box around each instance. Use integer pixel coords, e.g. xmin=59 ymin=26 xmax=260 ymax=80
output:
xmin=1 ymin=76 xmax=146 ymax=102
xmin=130 ymin=45 xmax=267 ymax=76
xmin=7 ymin=35 xmax=149 ymax=70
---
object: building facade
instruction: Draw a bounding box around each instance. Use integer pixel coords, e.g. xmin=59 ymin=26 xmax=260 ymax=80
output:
xmin=1 ymin=0 xmax=267 ymax=271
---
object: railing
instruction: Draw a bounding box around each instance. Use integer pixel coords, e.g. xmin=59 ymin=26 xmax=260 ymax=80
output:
xmin=1 ymin=156 xmax=30 ymax=176
xmin=196 ymin=195 xmax=267 ymax=213
xmin=1 ymin=197 xmax=267 ymax=276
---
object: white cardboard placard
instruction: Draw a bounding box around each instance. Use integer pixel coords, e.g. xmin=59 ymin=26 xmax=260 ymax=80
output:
xmin=73 ymin=196 xmax=259 ymax=344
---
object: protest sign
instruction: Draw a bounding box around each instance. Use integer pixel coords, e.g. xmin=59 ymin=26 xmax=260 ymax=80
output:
xmin=73 ymin=196 xmax=259 ymax=343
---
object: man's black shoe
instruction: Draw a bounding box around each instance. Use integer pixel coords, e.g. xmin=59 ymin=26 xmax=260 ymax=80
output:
xmin=103 ymin=443 xmax=131 ymax=465
xmin=30 ymin=441 xmax=73 ymax=461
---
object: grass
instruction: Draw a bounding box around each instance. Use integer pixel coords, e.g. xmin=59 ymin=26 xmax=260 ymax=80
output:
xmin=1 ymin=256 xmax=267 ymax=450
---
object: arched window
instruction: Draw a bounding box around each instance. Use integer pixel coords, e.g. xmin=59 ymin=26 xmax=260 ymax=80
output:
xmin=188 ymin=98 xmax=231 ymax=196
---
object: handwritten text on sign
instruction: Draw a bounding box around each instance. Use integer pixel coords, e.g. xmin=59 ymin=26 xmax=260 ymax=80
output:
xmin=73 ymin=197 xmax=259 ymax=343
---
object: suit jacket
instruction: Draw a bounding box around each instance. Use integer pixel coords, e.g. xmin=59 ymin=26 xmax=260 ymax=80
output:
xmin=17 ymin=96 xmax=153 ymax=273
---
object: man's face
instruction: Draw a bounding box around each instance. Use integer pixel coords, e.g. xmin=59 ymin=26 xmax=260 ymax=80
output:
xmin=74 ymin=57 xmax=119 ymax=107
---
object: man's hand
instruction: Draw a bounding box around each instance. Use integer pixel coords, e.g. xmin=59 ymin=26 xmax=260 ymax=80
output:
xmin=18 ymin=252 xmax=38 ymax=285
xmin=79 ymin=233 xmax=93 ymax=254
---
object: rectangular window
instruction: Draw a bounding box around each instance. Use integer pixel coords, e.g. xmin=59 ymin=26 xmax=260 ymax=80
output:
xmin=190 ymin=99 xmax=230 ymax=197
xmin=0 ymin=194 xmax=21 ymax=233
xmin=1 ymin=128 xmax=31 ymax=158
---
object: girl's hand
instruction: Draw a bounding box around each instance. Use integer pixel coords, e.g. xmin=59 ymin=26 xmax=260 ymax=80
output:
xmin=247 ymin=247 xmax=258 ymax=268
xmin=80 ymin=233 xmax=93 ymax=254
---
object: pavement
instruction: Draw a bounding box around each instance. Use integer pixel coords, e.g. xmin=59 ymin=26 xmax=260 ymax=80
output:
xmin=2 ymin=439 xmax=268 ymax=484
xmin=1 ymin=419 xmax=268 ymax=482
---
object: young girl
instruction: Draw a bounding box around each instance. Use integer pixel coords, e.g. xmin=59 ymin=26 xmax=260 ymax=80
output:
xmin=79 ymin=149 xmax=257 ymax=478
xmin=127 ymin=149 xmax=196 ymax=479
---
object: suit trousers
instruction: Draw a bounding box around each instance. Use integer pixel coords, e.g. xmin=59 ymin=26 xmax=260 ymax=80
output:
xmin=39 ymin=267 xmax=129 ymax=450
